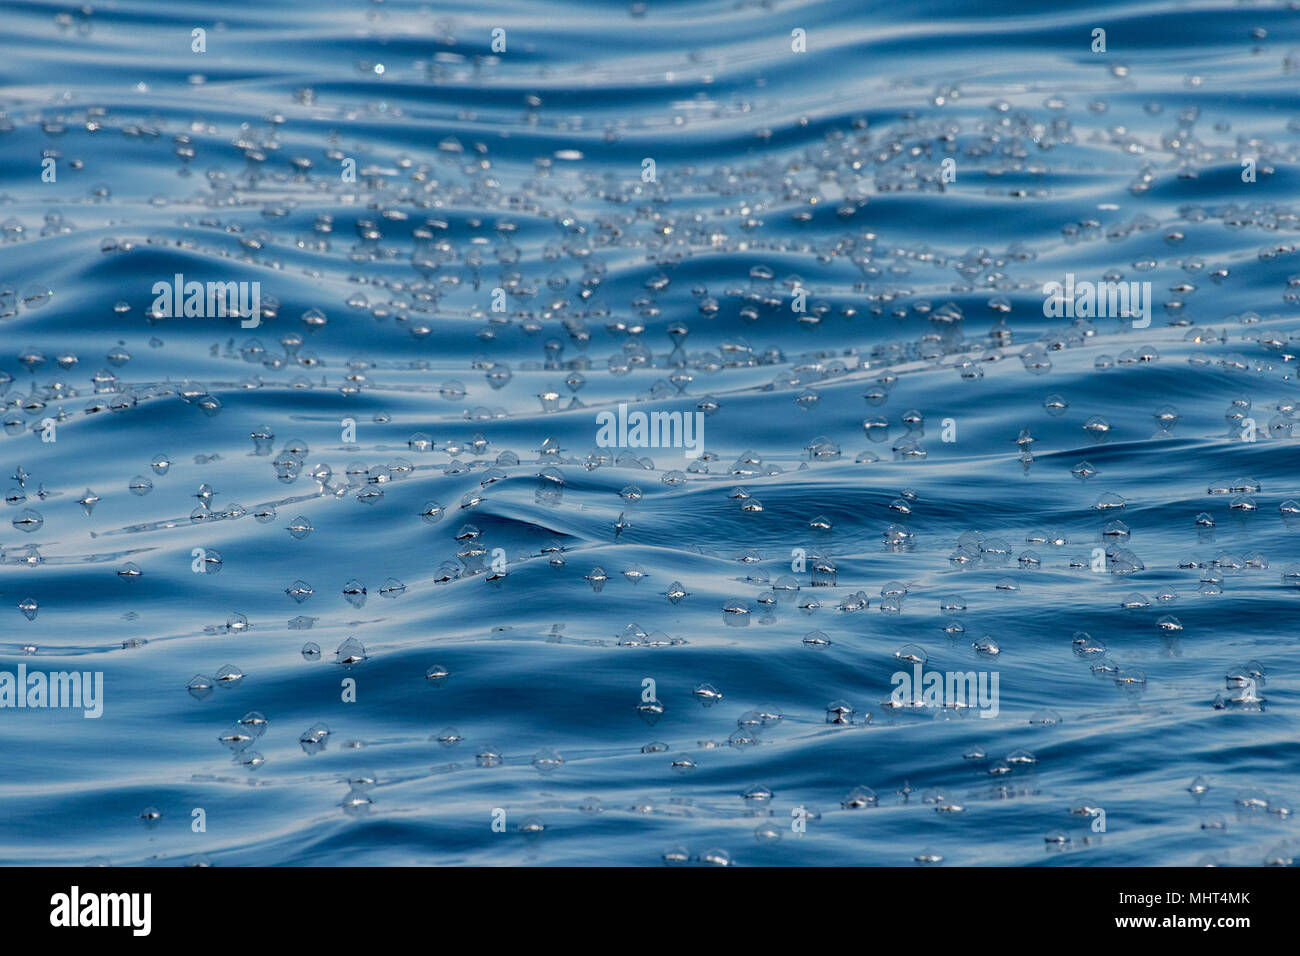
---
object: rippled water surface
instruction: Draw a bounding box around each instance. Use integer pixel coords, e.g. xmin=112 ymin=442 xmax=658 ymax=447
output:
xmin=2 ymin=0 xmax=1300 ymax=866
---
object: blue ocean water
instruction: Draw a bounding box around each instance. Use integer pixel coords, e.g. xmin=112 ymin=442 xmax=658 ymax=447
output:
xmin=1 ymin=0 xmax=1299 ymax=866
